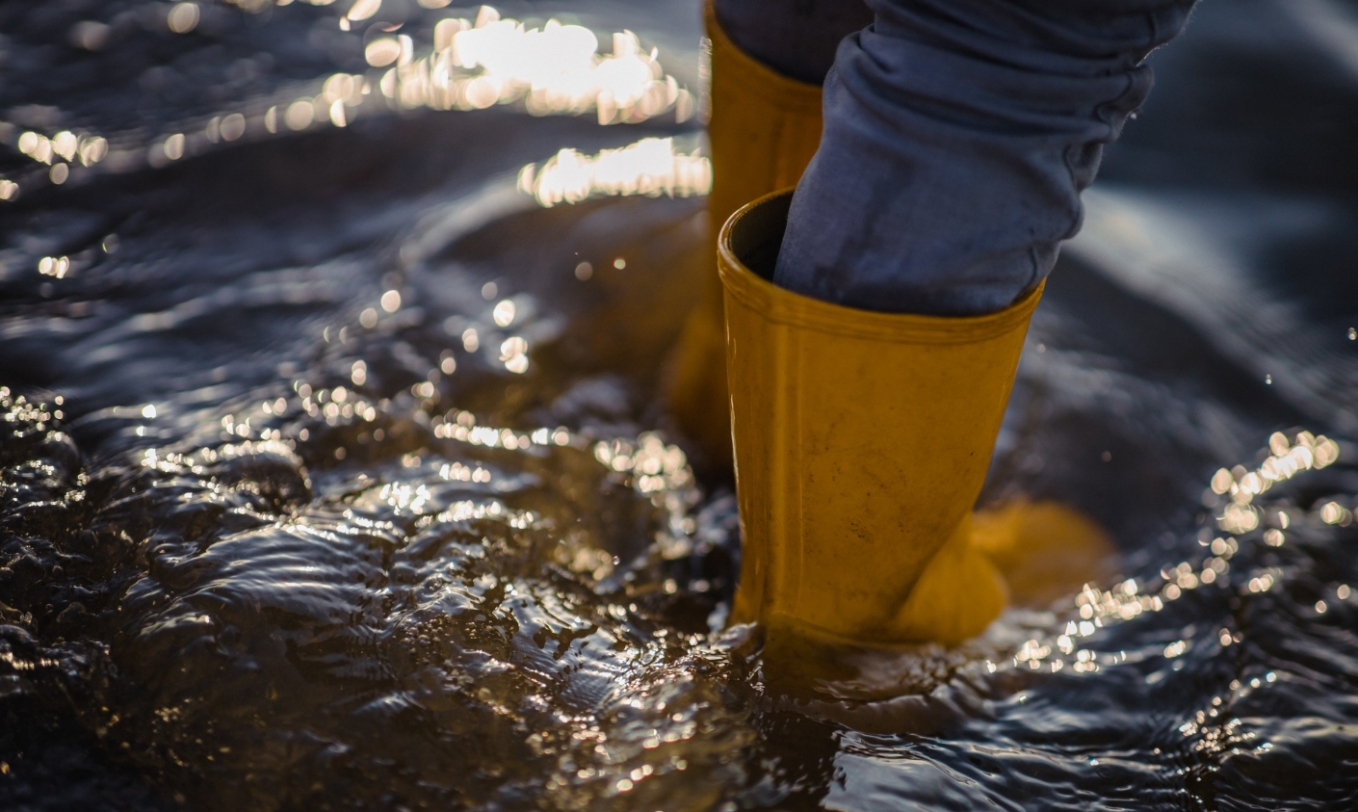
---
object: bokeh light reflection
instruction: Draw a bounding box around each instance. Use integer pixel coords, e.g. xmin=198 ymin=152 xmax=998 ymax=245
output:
xmin=518 ymin=137 xmax=711 ymax=207
xmin=0 ymin=3 xmax=697 ymax=199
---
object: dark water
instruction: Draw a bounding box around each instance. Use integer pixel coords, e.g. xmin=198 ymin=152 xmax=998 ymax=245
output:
xmin=2 ymin=0 xmax=1358 ymax=809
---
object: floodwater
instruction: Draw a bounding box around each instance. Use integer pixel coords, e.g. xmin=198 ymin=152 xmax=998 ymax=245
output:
xmin=2 ymin=0 xmax=1358 ymax=809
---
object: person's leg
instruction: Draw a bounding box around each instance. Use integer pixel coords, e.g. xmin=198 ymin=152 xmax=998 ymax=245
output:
xmin=721 ymin=0 xmax=1199 ymax=645
xmin=713 ymin=0 xmax=872 ymax=85
xmin=774 ymin=0 xmax=1198 ymax=315
xmin=667 ymin=0 xmax=868 ymax=467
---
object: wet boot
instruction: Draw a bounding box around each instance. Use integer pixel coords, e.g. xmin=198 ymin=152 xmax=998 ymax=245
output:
xmin=720 ymin=190 xmax=1081 ymax=645
xmin=665 ymin=3 xmax=823 ymax=469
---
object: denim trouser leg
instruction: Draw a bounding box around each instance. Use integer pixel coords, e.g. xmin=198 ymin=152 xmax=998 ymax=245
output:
xmin=712 ymin=0 xmax=872 ymax=85
xmin=716 ymin=0 xmax=1199 ymax=316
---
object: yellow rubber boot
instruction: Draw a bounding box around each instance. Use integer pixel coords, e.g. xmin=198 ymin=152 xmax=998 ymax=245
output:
xmin=720 ymin=190 xmax=1048 ymax=646
xmin=971 ymin=499 xmax=1119 ymax=609
xmin=666 ymin=3 xmax=823 ymax=468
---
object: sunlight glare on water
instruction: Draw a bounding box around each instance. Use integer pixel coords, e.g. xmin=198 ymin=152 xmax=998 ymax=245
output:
xmin=0 ymin=2 xmax=699 ymax=200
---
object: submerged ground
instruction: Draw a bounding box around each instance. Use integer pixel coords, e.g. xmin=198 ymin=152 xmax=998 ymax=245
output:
xmin=1 ymin=0 xmax=1358 ymax=809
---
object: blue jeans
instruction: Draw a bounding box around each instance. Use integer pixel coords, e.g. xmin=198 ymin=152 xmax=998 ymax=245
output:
xmin=714 ymin=0 xmax=1198 ymax=315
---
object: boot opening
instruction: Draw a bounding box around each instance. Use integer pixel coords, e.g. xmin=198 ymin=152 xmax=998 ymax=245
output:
xmin=725 ymin=189 xmax=793 ymax=281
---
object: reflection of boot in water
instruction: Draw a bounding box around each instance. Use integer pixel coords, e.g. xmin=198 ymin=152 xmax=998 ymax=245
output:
xmin=664 ymin=3 xmax=822 ymax=470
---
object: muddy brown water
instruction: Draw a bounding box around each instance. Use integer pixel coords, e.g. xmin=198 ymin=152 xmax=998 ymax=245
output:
xmin=2 ymin=0 xmax=1358 ymax=809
